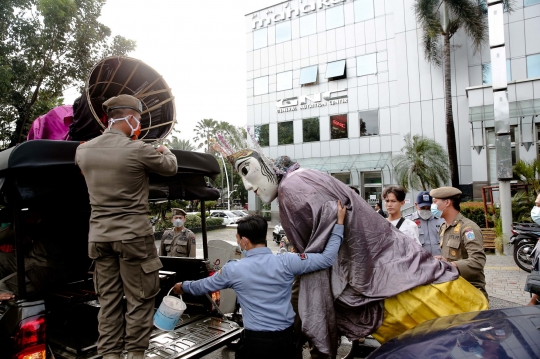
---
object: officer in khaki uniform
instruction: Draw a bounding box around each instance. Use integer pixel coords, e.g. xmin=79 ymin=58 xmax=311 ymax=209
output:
xmin=430 ymin=187 xmax=488 ymax=300
xmin=160 ymin=208 xmax=196 ymax=257
xmin=75 ymin=95 xmax=178 ymax=359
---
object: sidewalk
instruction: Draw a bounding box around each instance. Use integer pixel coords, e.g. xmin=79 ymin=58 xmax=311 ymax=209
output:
xmin=485 ymin=253 xmax=531 ymax=305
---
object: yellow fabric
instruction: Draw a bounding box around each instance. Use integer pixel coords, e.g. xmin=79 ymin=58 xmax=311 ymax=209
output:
xmin=372 ymin=277 xmax=488 ymax=344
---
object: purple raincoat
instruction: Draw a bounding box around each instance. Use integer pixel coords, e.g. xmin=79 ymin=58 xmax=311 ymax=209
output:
xmin=278 ymin=168 xmax=459 ymax=358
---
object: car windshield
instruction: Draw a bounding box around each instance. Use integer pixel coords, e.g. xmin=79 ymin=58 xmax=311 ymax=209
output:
xmin=233 ymin=211 xmax=245 ymax=216
xmin=224 ymin=211 xmax=237 ymax=217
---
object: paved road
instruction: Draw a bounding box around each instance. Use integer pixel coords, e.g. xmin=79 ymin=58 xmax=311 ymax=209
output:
xmin=166 ymin=228 xmax=527 ymax=358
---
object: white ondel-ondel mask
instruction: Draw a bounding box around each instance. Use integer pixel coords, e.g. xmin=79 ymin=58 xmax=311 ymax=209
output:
xmin=234 ymin=152 xmax=278 ymax=204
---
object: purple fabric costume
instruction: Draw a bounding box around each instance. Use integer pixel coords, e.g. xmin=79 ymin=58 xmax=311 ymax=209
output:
xmin=27 ymin=105 xmax=72 ymax=141
xmin=278 ymin=167 xmax=459 ymax=358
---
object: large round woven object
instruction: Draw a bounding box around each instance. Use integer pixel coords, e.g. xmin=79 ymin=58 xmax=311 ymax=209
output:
xmin=82 ymin=56 xmax=175 ymax=141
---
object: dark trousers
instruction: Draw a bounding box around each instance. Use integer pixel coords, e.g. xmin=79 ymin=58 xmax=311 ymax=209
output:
xmin=236 ymin=325 xmax=296 ymax=359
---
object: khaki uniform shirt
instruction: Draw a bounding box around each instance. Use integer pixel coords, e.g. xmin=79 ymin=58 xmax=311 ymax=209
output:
xmin=439 ymin=213 xmax=487 ymax=297
xmin=75 ymin=129 xmax=178 ymax=242
xmin=159 ymin=228 xmax=196 ymax=257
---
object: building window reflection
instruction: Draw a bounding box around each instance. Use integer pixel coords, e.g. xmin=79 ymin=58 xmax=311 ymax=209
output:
xmin=326 ymin=60 xmax=347 ymax=80
xmin=303 ymin=118 xmax=320 ymax=142
xmin=278 ymin=121 xmax=294 ymax=145
xmin=481 ymin=60 xmax=511 ymax=85
xmin=276 ymin=71 xmax=293 ymax=91
xmin=299 ymin=65 xmax=318 ymax=85
xmin=255 ymin=124 xmax=270 ymax=147
xmin=354 ymin=0 xmax=374 ymax=22
xmin=527 ymin=54 xmax=540 ymax=79
xmin=253 ymin=76 xmax=269 ymax=96
xmin=357 ymin=53 xmax=377 ymax=77
xmin=300 ymin=13 xmax=317 ymax=37
xmin=276 ymin=21 xmax=292 ymax=44
xmin=331 ymin=114 xmax=348 ymax=139
xmin=525 ymin=0 xmax=540 ymax=6
xmin=326 ymin=5 xmax=344 ymax=30
xmin=253 ymin=28 xmax=267 ymax=50
xmin=359 ymin=110 xmax=379 ymax=136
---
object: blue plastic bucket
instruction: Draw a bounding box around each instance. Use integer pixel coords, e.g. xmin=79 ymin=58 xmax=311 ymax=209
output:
xmin=154 ymin=287 xmax=186 ymax=331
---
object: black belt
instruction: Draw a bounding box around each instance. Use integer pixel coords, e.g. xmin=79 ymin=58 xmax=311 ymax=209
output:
xmin=242 ymin=325 xmax=294 ymax=339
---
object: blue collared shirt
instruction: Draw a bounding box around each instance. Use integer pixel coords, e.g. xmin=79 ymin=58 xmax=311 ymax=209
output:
xmin=182 ymin=224 xmax=344 ymax=331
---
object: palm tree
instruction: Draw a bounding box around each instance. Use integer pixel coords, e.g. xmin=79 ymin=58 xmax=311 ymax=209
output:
xmin=168 ymin=136 xmax=195 ymax=151
xmin=513 ymin=159 xmax=540 ymax=196
xmin=414 ymin=0 xmax=513 ymax=187
xmin=193 ymin=118 xmax=218 ymax=152
xmin=393 ymin=134 xmax=450 ymax=191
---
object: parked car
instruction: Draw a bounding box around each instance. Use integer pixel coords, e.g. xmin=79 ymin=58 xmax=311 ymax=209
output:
xmin=209 ymin=210 xmax=241 ymax=225
xmin=366 ymin=306 xmax=540 ymax=359
xmin=0 ymin=141 xmax=242 ymax=359
xmin=232 ymin=210 xmax=248 ymax=218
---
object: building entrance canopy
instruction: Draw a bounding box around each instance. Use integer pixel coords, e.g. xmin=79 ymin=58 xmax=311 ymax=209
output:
xmin=469 ymin=98 xmax=540 ymax=122
xmin=298 ymin=152 xmax=391 ymax=173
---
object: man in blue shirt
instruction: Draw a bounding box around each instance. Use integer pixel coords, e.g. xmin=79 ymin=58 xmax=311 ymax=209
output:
xmin=173 ymin=201 xmax=346 ymax=359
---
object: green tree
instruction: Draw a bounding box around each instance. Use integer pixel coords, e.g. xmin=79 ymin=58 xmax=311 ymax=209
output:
xmin=168 ymin=136 xmax=196 ymax=151
xmin=255 ymin=124 xmax=270 ymax=147
xmin=414 ymin=0 xmax=513 ymax=187
xmin=513 ymin=159 xmax=540 ymax=196
xmin=0 ymin=0 xmax=136 ymax=148
xmin=392 ymin=134 xmax=450 ymax=191
xmin=193 ymin=118 xmax=218 ymax=152
xmin=303 ymin=118 xmax=319 ymax=142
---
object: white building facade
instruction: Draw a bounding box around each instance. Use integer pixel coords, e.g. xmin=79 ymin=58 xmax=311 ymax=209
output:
xmin=245 ymin=0 xmax=540 ymax=220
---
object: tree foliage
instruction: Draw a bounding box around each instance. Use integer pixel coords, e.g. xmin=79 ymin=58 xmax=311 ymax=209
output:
xmin=167 ymin=136 xmax=196 ymax=151
xmin=0 ymin=0 xmax=136 ymax=148
xmin=193 ymin=118 xmax=218 ymax=152
xmin=513 ymin=159 xmax=540 ymax=196
xmin=392 ymin=134 xmax=450 ymax=191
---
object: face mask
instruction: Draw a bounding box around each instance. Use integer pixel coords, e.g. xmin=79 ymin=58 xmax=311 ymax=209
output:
xmin=431 ymin=202 xmax=443 ymax=218
xmin=531 ymin=207 xmax=540 ymax=224
xmin=237 ymin=239 xmax=248 ymax=257
xmin=173 ymin=219 xmax=184 ymax=228
xmin=418 ymin=209 xmax=433 ymax=220
xmin=108 ymin=115 xmax=141 ymax=140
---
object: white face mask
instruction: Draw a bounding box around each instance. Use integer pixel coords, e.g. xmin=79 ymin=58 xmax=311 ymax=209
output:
xmin=531 ymin=207 xmax=540 ymax=224
xmin=108 ymin=115 xmax=140 ymax=137
xmin=418 ymin=209 xmax=433 ymax=220
xmin=235 ymin=156 xmax=278 ymax=204
xmin=173 ymin=219 xmax=184 ymax=228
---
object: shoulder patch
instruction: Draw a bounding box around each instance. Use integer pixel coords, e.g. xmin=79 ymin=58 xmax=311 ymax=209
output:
xmin=191 ymin=238 xmax=196 ymax=244
xmin=298 ymin=253 xmax=308 ymax=260
xmin=465 ymin=231 xmax=476 ymax=241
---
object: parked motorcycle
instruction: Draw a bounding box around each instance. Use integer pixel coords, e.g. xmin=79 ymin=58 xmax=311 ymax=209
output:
xmin=273 ymin=223 xmax=286 ymax=243
xmin=510 ymin=222 xmax=540 ymax=272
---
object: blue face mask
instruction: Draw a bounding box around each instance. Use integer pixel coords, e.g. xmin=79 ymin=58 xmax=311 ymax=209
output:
xmin=237 ymin=240 xmax=248 ymax=257
xmin=531 ymin=206 xmax=540 ymax=224
xmin=431 ymin=202 xmax=443 ymax=218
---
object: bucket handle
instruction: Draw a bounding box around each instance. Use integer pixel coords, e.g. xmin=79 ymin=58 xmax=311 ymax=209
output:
xmin=167 ymin=286 xmax=182 ymax=301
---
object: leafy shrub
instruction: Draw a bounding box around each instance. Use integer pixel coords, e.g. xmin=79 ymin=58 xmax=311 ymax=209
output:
xmin=155 ymin=219 xmax=172 ymax=232
xmin=185 ymin=214 xmax=201 ymax=229
xmin=206 ymin=218 xmax=224 ymax=226
xmin=460 ymin=202 xmax=488 ymax=228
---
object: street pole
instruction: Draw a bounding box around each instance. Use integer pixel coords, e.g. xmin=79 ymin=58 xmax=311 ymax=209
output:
xmin=487 ymin=0 xmax=512 ymax=248
xmin=218 ymin=154 xmax=231 ymax=211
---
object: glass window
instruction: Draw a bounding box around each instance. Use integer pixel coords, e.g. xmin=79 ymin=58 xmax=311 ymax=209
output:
xmin=482 ymin=63 xmax=491 ymax=85
xmin=354 ymin=0 xmax=374 ymax=22
xmin=359 ymin=110 xmax=379 ymax=136
xmin=331 ymin=114 xmax=348 ymax=139
xmin=326 ymin=5 xmax=344 ymax=30
xmin=303 ymin=118 xmax=320 ymax=142
xmin=299 ymin=65 xmax=318 ymax=85
xmin=278 ymin=121 xmax=294 ymax=145
xmin=255 ymin=124 xmax=270 ymax=147
xmin=253 ymin=28 xmax=267 ymax=50
xmin=253 ymin=76 xmax=269 ymax=96
xmin=276 ymin=71 xmax=293 ymax=91
xmin=325 ymin=60 xmax=346 ymax=79
xmin=300 ymin=13 xmax=317 ymax=37
xmin=356 ymin=53 xmax=377 ymax=77
xmin=276 ymin=21 xmax=292 ymax=44
xmin=525 ymin=0 xmax=540 ymax=6
xmin=332 ymin=173 xmax=351 ymax=185
xmin=527 ymin=54 xmax=540 ymax=79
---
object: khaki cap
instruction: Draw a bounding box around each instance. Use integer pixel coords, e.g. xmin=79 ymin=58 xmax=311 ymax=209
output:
xmin=103 ymin=94 xmax=143 ymax=114
xmin=430 ymin=187 xmax=462 ymax=199
xmin=171 ymin=208 xmax=187 ymax=217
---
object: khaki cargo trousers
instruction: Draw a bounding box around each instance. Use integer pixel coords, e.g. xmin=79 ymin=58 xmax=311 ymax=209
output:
xmin=89 ymin=235 xmax=163 ymax=356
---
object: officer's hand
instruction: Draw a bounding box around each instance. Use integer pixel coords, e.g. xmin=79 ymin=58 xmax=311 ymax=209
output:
xmin=156 ymin=145 xmax=167 ymax=154
xmin=173 ymin=282 xmax=184 ymax=295
xmin=337 ymin=200 xmax=346 ymax=225
xmin=0 ymin=293 xmax=14 ymax=301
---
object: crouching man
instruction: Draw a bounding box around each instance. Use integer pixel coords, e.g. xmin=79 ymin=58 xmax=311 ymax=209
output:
xmin=173 ymin=201 xmax=347 ymax=359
